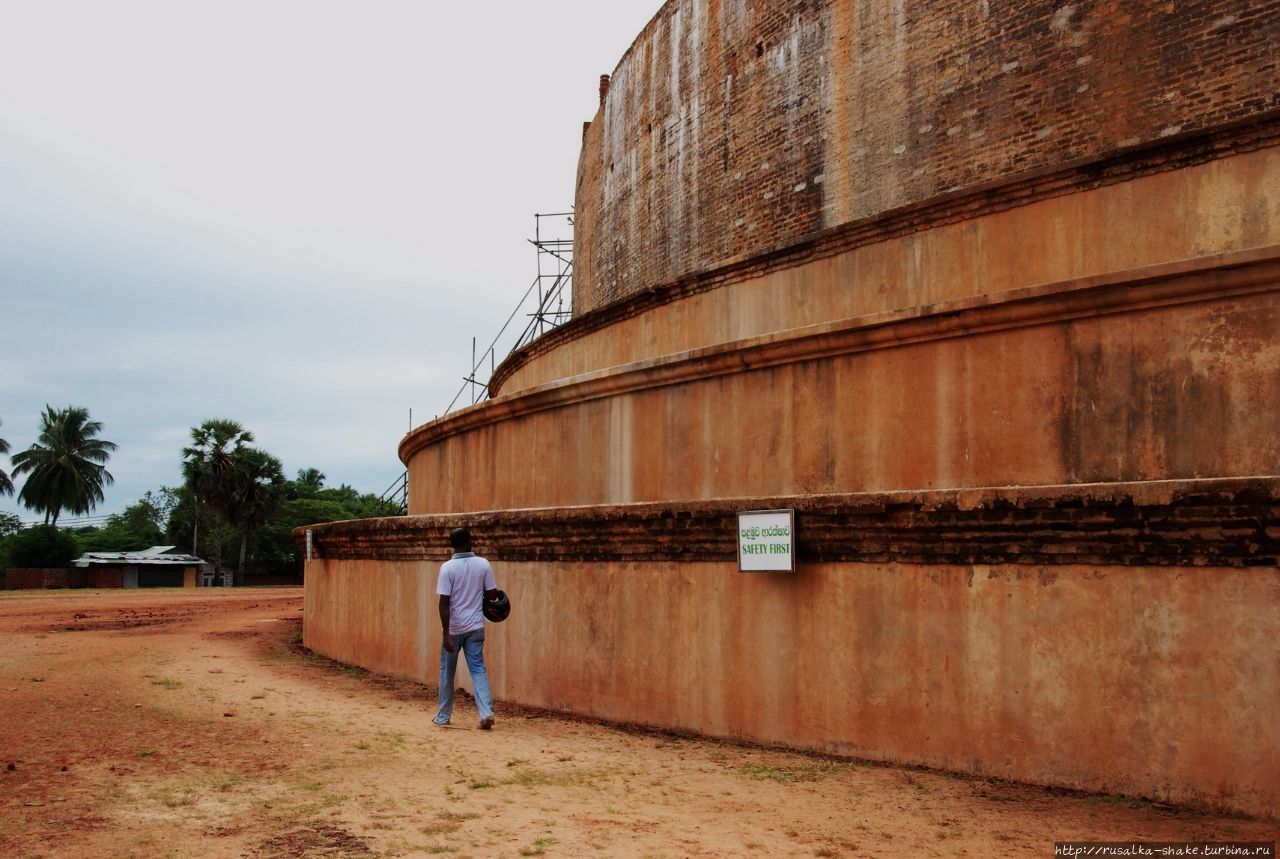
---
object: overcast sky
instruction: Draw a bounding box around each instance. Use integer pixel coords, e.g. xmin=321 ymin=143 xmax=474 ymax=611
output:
xmin=0 ymin=1 xmax=658 ymax=522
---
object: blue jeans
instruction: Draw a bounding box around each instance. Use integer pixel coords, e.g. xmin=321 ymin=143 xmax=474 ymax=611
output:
xmin=434 ymin=627 xmax=493 ymax=724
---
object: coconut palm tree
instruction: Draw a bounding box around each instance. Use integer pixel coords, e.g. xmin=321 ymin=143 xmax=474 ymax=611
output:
xmin=292 ymin=467 xmax=326 ymax=497
xmin=0 ymin=418 xmax=13 ymax=497
xmin=10 ymin=406 xmax=117 ymax=524
xmin=182 ymin=419 xmax=253 ymax=581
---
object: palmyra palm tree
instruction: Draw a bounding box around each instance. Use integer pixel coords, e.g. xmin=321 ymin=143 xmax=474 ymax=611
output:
xmin=230 ymin=447 xmax=286 ymax=583
xmin=182 ymin=419 xmax=254 ymax=579
xmin=10 ymin=406 xmax=117 ymax=525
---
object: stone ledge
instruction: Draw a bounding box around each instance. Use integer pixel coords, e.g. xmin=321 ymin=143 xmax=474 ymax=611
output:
xmin=296 ymin=476 xmax=1280 ymax=568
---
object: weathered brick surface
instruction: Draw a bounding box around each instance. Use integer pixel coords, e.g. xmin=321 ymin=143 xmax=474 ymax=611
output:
xmin=297 ymin=477 xmax=1280 ymax=568
xmin=574 ymin=0 xmax=1280 ymax=314
xmin=4 ymin=568 xmax=86 ymax=590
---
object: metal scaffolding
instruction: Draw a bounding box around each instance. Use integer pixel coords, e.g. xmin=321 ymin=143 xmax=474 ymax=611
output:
xmin=443 ymin=211 xmax=573 ymax=415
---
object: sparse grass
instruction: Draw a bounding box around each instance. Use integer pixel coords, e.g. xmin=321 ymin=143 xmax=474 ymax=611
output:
xmin=503 ymin=766 xmax=602 ymax=789
xmin=250 ymin=694 xmax=265 ymax=700
xmin=520 ymin=836 xmax=558 ymax=856
xmin=438 ymin=811 xmax=480 ymax=823
xmin=815 ymin=848 xmax=839 ymax=858
xmin=29 ymin=676 xmax=45 ymax=683
xmin=468 ymin=778 xmax=493 ymax=790
xmin=1086 ymin=793 xmax=1130 ymax=805
xmin=738 ymin=760 xmax=848 ymax=784
xmin=155 ymin=787 xmax=197 ymax=809
xmin=355 ymin=741 xmax=371 ymax=750
xmin=203 ymin=776 xmax=244 ymax=796
xmin=340 ymin=666 xmax=368 ymax=678
xmin=150 ymin=678 xmax=182 ymax=690
xmin=136 ymin=748 xmax=158 ymax=758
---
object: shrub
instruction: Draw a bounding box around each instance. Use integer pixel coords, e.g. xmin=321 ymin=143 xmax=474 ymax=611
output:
xmin=7 ymin=525 xmax=80 ymax=568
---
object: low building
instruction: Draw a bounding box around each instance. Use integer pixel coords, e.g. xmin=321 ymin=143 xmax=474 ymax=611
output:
xmin=73 ymin=546 xmax=207 ymax=588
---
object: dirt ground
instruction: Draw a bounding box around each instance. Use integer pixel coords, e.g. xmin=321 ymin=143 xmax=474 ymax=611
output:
xmin=0 ymin=588 xmax=1274 ymax=858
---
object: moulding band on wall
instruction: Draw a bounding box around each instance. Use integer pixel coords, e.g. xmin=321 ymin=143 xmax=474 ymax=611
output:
xmin=492 ymin=111 xmax=1280 ymax=395
xmin=401 ymin=244 xmax=1280 ymax=463
xmin=297 ymin=476 xmax=1280 ymax=568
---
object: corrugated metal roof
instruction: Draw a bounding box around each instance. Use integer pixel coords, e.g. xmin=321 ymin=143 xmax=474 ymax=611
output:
xmin=73 ymin=546 xmax=205 ymax=567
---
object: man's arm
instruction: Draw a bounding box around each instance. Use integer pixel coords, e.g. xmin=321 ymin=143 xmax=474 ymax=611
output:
xmin=438 ymin=595 xmax=455 ymax=653
xmin=483 ymin=559 xmax=498 ymax=603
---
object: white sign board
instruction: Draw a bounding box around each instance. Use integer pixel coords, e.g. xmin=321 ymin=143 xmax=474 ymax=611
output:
xmin=738 ymin=509 xmax=795 ymax=572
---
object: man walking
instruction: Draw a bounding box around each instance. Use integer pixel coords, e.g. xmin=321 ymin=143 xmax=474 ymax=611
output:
xmin=434 ymin=526 xmax=499 ymax=730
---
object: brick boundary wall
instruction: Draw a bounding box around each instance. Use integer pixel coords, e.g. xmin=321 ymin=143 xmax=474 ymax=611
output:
xmin=3 ymin=568 xmax=85 ymax=590
xmin=298 ymin=476 xmax=1280 ymax=568
xmin=495 ymin=112 xmax=1280 ymax=396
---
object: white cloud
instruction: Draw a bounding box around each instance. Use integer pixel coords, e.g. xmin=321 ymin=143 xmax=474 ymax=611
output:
xmin=0 ymin=0 xmax=658 ymax=521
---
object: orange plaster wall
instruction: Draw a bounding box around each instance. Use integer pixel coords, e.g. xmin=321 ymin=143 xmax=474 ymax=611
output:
xmin=303 ymin=559 xmax=437 ymax=687
xmin=303 ymin=554 xmax=1280 ymax=817
xmin=502 ymin=147 xmax=1280 ymax=396
xmin=408 ymin=285 xmax=1280 ymax=514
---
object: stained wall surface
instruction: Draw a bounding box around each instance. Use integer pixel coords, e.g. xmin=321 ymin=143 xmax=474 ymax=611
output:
xmin=406 ymin=245 xmax=1280 ymax=515
xmin=574 ymin=0 xmax=1280 ymax=312
xmin=502 ymin=145 xmax=1280 ymax=396
xmin=304 ymin=551 xmax=1280 ymax=817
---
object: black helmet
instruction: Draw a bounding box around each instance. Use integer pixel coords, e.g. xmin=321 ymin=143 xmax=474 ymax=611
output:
xmin=483 ymin=590 xmax=511 ymax=623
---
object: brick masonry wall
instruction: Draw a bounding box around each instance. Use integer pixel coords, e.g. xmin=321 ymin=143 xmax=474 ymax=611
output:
xmin=574 ymin=0 xmax=1280 ymax=313
xmin=299 ymin=477 xmax=1280 ymax=568
xmin=3 ymin=568 xmax=87 ymax=590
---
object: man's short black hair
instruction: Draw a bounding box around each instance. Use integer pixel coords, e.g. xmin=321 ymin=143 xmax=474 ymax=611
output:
xmin=449 ymin=527 xmax=472 ymax=551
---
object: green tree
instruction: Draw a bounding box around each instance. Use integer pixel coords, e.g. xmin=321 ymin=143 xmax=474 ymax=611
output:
xmin=81 ymin=493 xmax=169 ymax=552
xmin=0 ymin=418 xmax=14 ymax=497
xmin=162 ymin=484 xmax=199 ymax=550
xmin=182 ymin=419 xmax=253 ymax=581
xmin=290 ymin=468 xmax=326 ymax=499
xmin=246 ymin=476 xmax=401 ymax=576
xmin=0 ymin=512 xmax=22 ymax=577
xmin=8 ymin=524 xmax=80 ymax=568
xmin=10 ymin=406 xmax=117 ymax=525
xmin=229 ymin=448 xmax=285 ymax=584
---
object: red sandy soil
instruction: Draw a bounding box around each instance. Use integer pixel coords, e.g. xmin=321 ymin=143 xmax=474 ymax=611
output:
xmin=0 ymin=587 xmax=1274 ymax=858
